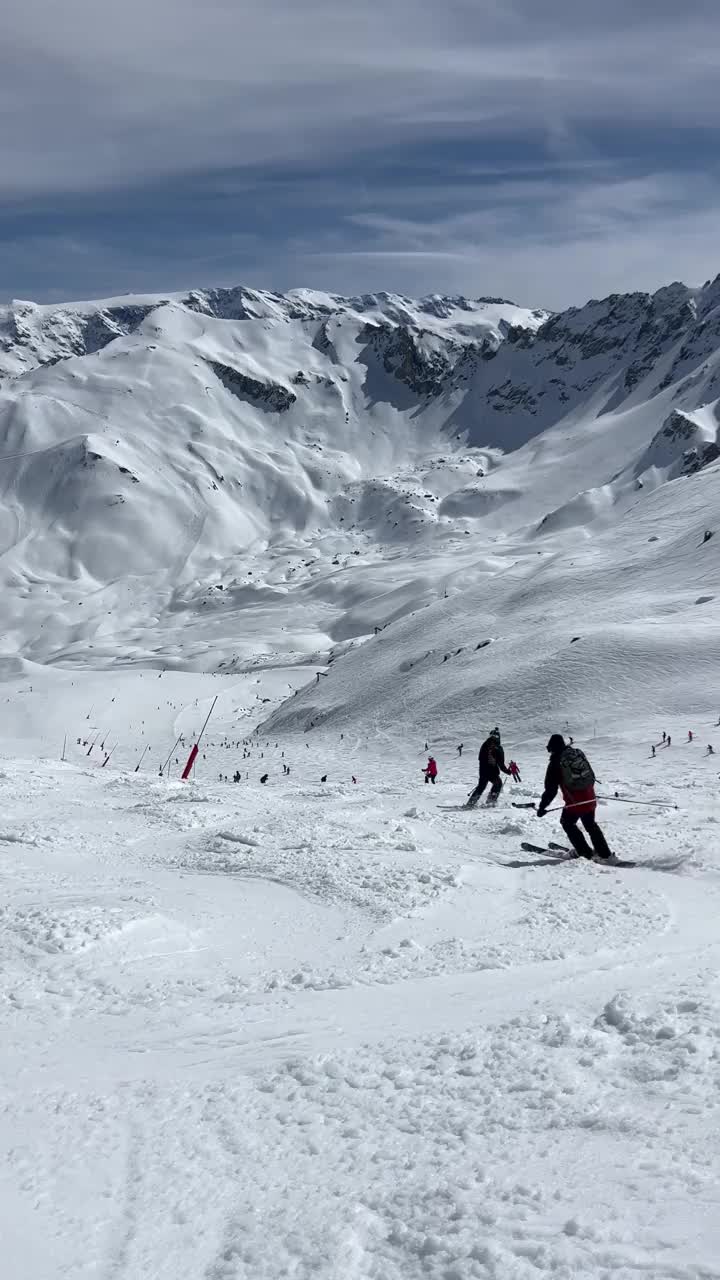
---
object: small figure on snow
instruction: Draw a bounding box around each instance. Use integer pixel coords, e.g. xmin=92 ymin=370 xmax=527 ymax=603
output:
xmin=662 ymin=731 xmax=666 ymax=743
xmin=651 ymin=744 xmax=656 ymax=757
xmin=708 ymin=744 xmax=715 ymax=756
xmin=423 ymin=756 xmax=438 ymax=785
xmin=508 ymin=759 xmax=522 ymax=783
xmin=457 ymin=743 xmax=464 ymax=757
xmin=536 ymin=735 xmax=612 ymax=861
xmin=667 ymin=735 xmax=672 ymax=747
xmin=688 ymin=730 xmax=693 ymax=742
xmin=465 ymin=729 xmax=511 ymax=807
xmin=260 ymin=773 xmax=269 ymax=784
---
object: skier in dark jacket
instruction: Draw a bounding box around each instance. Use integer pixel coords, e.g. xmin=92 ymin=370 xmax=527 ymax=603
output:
xmin=537 ymin=734 xmax=611 ymax=859
xmin=465 ymin=728 xmax=511 ymax=807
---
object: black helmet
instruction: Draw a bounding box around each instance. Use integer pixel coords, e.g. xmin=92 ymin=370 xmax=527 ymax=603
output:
xmin=490 ymin=727 xmax=501 ymax=740
xmin=547 ymin=734 xmax=566 ymax=754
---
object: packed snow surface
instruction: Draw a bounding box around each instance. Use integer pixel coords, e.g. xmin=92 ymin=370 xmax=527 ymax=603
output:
xmin=1 ymin=279 xmax=720 ymax=1278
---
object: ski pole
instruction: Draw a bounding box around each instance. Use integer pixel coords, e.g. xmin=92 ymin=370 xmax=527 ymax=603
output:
xmin=542 ymin=795 xmax=679 ymax=813
xmin=600 ymin=794 xmax=679 ymax=810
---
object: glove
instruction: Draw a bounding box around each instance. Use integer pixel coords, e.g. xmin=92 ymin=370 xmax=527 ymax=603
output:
xmin=536 ymin=806 xmax=547 ymax=817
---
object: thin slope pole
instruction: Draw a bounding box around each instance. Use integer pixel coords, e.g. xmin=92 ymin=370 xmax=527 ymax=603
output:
xmin=160 ymin=734 xmax=183 ymax=777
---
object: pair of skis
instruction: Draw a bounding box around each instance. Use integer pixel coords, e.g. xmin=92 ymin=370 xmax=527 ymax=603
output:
xmin=520 ymin=841 xmax=636 ymax=868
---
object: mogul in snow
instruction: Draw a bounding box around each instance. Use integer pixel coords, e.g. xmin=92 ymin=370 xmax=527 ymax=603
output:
xmin=536 ymin=735 xmax=612 ymax=860
xmin=465 ymin=728 xmax=511 ymax=807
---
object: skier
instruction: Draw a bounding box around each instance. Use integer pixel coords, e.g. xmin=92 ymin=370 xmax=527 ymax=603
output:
xmin=651 ymin=744 xmax=656 ymax=757
xmin=465 ymin=728 xmax=511 ymax=807
xmin=688 ymin=730 xmax=693 ymax=742
xmin=667 ymin=735 xmax=672 ymax=746
xmin=423 ymin=756 xmax=438 ymax=784
xmin=662 ymin=731 xmax=666 ymax=743
xmin=708 ymin=744 xmax=715 ymax=756
xmin=457 ymin=743 xmax=464 ymax=757
xmin=536 ymin=735 xmax=611 ymax=861
xmin=508 ymin=759 xmax=522 ymax=783
xmin=260 ymin=773 xmax=269 ymax=784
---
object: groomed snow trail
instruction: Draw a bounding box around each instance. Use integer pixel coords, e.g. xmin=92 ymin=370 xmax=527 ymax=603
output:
xmin=1 ymin=708 xmax=719 ymax=1280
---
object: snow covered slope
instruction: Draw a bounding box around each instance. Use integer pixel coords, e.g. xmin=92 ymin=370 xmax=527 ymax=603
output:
xmin=3 ymin=275 xmax=720 ymax=1278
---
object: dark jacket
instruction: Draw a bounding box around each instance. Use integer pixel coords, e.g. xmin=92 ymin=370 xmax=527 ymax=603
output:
xmin=540 ymin=746 xmax=596 ymax=815
xmin=479 ymin=736 xmax=506 ymax=776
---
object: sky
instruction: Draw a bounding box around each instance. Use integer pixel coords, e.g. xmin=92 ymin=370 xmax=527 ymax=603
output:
xmin=2 ymin=0 xmax=720 ymax=310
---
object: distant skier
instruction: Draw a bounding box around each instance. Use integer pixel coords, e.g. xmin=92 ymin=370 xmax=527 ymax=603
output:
xmin=321 ymin=774 xmax=328 ymax=782
xmin=465 ymin=729 xmax=511 ymax=807
xmin=508 ymin=759 xmax=521 ymax=783
xmin=423 ymin=756 xmax=438 ymax=784
xmin=457 ymin=743 xmax=464 ymax=757
xmin=662 ymin=731 xmax=666 ymax=743
xmin=536 ymin=735 xmax=611 ymax=860
xmin=260 ymin=773 xmax=269 ymax=784
xmin=688 ymin=730 xmax=693 ymax=742
xmin=352 ymin=775 xmax=357 ymax=784
xmin=651 ymin=744 xmax=656 ymax=757
xmin=667 ymin=735 xmax=672 ymax=746
xmin=708 ymin=744 xmax=715 ymax=756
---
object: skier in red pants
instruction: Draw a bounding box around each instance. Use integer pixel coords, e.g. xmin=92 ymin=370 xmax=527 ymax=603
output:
xmin=537 ymin=734 xmax=612 ymax=860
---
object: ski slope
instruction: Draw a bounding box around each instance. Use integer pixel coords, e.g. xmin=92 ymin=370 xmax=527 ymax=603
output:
xmin=1 ymin=277 xmax=720 ymax=1278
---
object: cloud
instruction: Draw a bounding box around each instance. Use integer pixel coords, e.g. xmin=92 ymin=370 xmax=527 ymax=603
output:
xmin=3 ymin=0 xmax=720 ymax=196
xmin=2 ymin=0 xmax=720 ymax=305
xmin=284 ymin=170 xmax=720 ymax=307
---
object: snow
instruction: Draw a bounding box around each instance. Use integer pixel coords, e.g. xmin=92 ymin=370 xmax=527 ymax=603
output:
xmin=1 ymin=278 xmax=720 ymax=1277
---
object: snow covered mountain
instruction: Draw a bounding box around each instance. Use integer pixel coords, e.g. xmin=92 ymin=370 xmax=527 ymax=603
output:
xmin=1 ymin=274 xmax=720 ymax=735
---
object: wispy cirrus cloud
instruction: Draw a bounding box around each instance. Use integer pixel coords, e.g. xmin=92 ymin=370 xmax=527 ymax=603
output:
xmin=2 ymin=0 xmax=720 ymax=305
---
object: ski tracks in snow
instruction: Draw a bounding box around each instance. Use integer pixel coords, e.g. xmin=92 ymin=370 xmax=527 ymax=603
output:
xmin=1 ymin=757 xmax=720 ymax=1278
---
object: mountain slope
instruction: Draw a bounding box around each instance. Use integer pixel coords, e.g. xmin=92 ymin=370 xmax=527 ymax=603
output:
xmin=1 ymin=275 xmax=720 ymax=735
